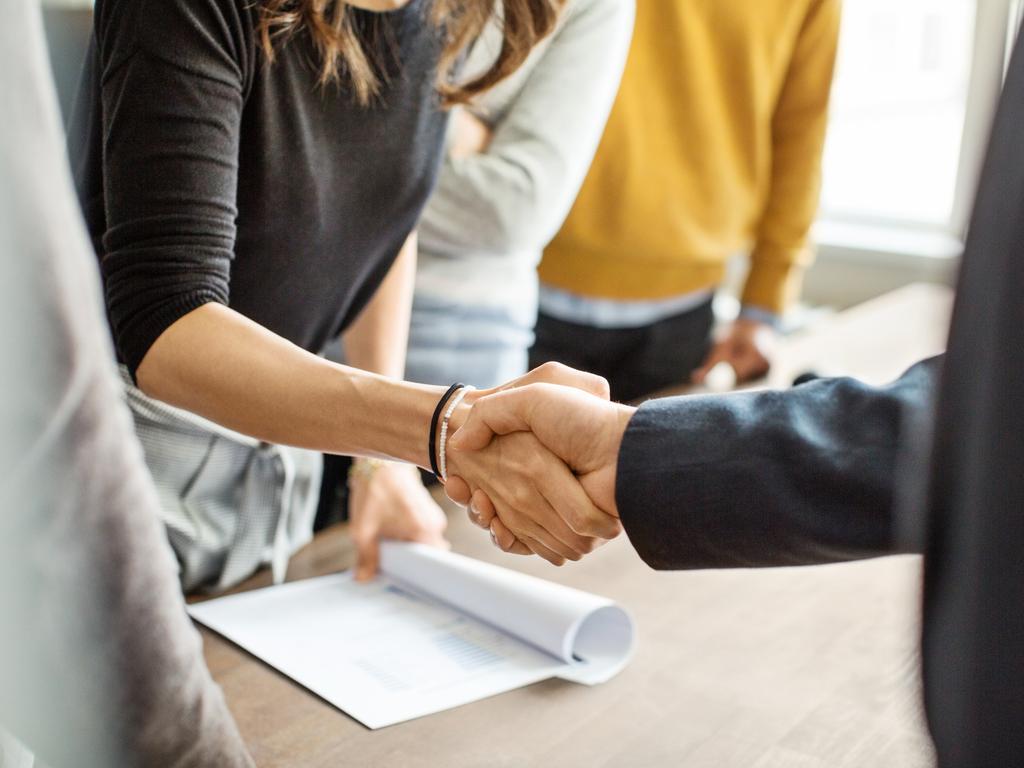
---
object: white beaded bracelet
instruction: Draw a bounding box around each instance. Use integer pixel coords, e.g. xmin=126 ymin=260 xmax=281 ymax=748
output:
xmin=439 ymin=385 xmax=475 ymax=483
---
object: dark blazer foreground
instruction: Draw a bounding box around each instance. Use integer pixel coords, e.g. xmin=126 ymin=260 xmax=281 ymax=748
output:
xmin=616 ymin=32 xmax=1024 ymax=768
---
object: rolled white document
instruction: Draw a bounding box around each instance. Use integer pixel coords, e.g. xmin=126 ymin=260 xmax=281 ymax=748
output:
xmin=380 ymin=542 xmax=635 ymax=685
xmin=190 ymin=543 xmax=635 ymax=728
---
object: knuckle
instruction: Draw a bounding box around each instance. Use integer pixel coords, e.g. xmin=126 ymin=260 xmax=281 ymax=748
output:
xmin=588 ymin=373 xmax=611 ymax=399
xmin=597 ymin=517 xmax=619 ymax=540
xmin=566 ymin=506 xmax=588 ymax=535
xmin=510 ymin=487 xmax=532 ymax=510
xmin=445 ymin=486 xmax=468 ymax=506
xmin=539 ymin=361 xmax=563 ymax=377
xmin=578 ymin=537 xmax=598 ymax=554
xmin=547 ymin=539 xmax=574 ymax=560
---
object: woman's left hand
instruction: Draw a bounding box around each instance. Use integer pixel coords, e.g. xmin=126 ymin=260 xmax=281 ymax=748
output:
xmin=349 ymin=460 xmax=449 ymax=581
xmin=448 ymin=108 xmax=493 ymax=159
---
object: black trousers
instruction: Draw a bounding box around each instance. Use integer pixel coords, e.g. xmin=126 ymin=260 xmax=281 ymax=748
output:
xmin=529 ymin=298 xmax=715 ymax=403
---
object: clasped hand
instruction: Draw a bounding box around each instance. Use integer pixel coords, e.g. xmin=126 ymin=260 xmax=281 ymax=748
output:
xmin=443 ymin=363 xmax=636 ymax=565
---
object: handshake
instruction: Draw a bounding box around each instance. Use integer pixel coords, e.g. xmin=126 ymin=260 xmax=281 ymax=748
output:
xmin=441 ymin=363 xmax=637 ymax=565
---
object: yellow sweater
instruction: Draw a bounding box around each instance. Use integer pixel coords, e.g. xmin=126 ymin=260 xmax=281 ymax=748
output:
xmin=540 ymin=0 xmax=841 ymax=314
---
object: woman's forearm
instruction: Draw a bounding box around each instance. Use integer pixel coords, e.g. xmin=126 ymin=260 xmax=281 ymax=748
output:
xmin=136 ymin=302 xmax=444 ymax=467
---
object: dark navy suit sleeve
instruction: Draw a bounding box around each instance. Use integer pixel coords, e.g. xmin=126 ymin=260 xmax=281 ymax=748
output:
xmin=615 ymin=356 xmax=941 ymax=570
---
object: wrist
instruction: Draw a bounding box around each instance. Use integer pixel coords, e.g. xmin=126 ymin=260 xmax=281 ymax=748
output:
xmin=600 ymin=403 xmax=636 ymax=516
xmin=446 ymin=398 xmax=473 ymax=435
xmin=349 ymin=457 xmax=386 ymax=485
xmin=738 ymin=305 xmax=781 ymax=330
xmin=437 ymin=386 xmax=475 ymax=482
xmin=340 ymin=371 xmax=453 ymax=470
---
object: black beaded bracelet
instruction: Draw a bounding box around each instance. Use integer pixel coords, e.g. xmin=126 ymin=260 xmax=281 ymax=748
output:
xmin=429 ymin=383 xmax=465 ymax=480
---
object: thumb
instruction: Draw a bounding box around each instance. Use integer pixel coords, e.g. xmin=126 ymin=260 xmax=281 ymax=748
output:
xmin=449 ymin=388 xmax=534 ymax=451
xmin=353 ymin=526 xmax=381 ymax=582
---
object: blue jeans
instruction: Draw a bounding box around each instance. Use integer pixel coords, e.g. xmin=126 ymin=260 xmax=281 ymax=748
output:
xmin=406 ymin=295 xmax=533 ymax=389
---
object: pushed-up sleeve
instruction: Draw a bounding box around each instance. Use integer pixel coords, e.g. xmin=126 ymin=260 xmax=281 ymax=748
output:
xmin=91 ymin=0 xmax=252 ymax=376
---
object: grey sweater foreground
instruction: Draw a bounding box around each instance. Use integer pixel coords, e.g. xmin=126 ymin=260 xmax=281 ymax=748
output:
xmin=0 ymin=4 xmax=252 ymax=767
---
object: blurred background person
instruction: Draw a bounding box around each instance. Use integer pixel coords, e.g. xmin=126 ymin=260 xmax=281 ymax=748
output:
xmin=1 ymin=3 xmax=251 ymax=764
xmin=405 ymin=0 xmax=633 ymax=390
xmin=532 ymin=0 xmax=842 ymax=402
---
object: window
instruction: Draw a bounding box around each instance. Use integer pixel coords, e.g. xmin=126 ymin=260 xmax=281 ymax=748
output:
xmin=819 ymin=0 xmax=1019 ymax=237
xmin=820 ymin=0 xmax=976 ymax=230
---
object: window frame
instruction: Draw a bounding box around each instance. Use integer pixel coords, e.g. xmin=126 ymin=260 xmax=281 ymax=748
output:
xmin=816 ymin=0 xmax=1020 ymax=256
xmin=948 ymin=0 xmax=1020 ymax=236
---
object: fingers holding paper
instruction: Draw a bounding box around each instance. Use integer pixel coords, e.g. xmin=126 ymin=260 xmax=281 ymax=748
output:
xmin=349 ymin=461 xmax=449 ymax=582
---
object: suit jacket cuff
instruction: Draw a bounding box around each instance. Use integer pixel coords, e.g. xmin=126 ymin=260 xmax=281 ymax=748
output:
xmin=614 ymin=396 xmax=744 ymax=570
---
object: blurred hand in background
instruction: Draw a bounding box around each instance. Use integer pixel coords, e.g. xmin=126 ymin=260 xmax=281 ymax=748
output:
xmin=448 ymin=108 xmax=493 ymax=160
xmin=693 ymin=317 xmax=777 ymax=386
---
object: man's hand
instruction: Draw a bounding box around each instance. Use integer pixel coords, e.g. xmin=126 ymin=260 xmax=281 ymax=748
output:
xmin=693 ymin=317 xmax=776 ymax=386
xmin=448 ymin=384 xmax=635 ymax=557
xmin=349 ymin=461 xmax=448 ymax=581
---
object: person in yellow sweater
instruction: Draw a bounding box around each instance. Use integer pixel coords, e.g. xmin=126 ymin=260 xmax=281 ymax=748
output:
xmin=533 ymin=0 xmax=841 ymax=401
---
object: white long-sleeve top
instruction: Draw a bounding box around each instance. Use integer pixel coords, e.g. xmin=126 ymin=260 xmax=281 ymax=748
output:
xmin=415 ymin=0 xmax=634 ymax=330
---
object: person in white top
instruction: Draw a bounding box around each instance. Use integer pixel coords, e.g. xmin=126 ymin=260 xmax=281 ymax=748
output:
xmin=406 ymin=0 xmax=634 ymax=389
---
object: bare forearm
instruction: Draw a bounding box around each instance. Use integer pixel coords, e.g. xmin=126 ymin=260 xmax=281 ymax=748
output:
xmin=136 ymin=302 xmax=443 ymax=467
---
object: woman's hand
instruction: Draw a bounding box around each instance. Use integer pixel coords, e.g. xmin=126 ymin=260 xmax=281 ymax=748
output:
xmin=349 ymin=460 xmax=449 ymax=581
xmin=448 ymin=108 xmax=493 ymax=160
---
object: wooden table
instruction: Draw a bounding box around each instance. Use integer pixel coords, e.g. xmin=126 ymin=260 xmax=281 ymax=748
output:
xmin=198 ymin=283 xmax=953 ymax=768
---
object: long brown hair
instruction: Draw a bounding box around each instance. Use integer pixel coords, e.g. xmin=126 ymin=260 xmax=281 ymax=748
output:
xmin=257 ymin=0 xmax=565 ymax=106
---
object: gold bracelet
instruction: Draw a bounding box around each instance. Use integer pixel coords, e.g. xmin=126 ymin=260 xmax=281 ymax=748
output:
xmin=347 ymin=457 xmax=387 ymax=486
